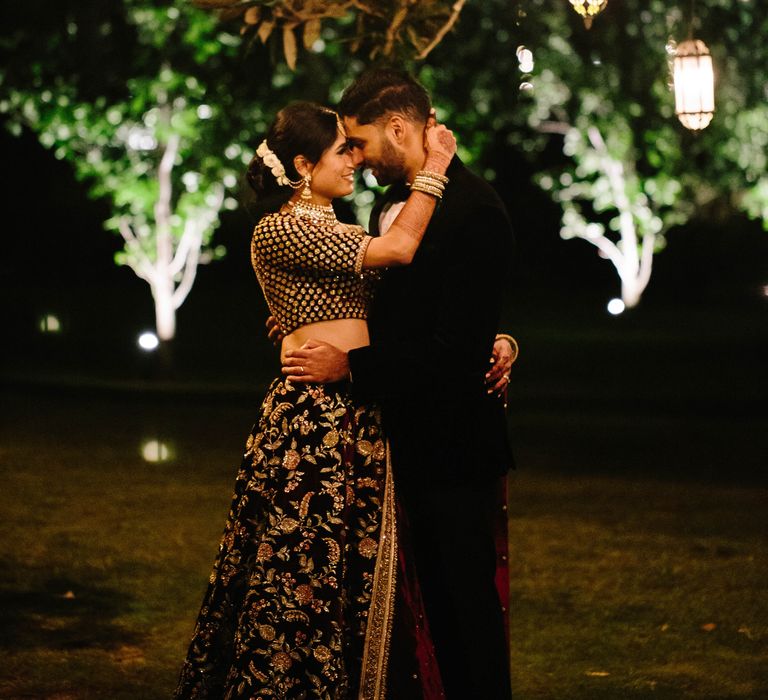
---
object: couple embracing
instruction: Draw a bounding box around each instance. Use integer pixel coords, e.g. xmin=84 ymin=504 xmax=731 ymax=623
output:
xmin=175 ymin=68 xmax=516 ymax=699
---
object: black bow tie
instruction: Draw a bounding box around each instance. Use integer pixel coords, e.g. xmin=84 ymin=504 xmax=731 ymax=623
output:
xmin=387 ymin=181 xmax=410 ymax=203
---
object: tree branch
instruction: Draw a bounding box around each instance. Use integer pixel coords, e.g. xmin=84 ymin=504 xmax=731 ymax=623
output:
xmin=154 ymin=130 xmax=181 ymax=269
xmin=637 ymin=229 xmax=656 ymax=292
xmin=415 ymin=0 xmax=466 ymax=60
xmin=118 ymin=216 xmax=157 ymax=284
xmin=350 ymin=0 xmax=385 ymax=19
xmin=586 ymin=125 xmax=639 ymax=273
xmin=168 ymin=220 xmax=196 ymax=277
xmin=537 ymin=120 xmax=572 ymax=135
xmin=129 ymin=261 xmax=158 ymax=285
xmin=155 ymin=133 xmax=180 ymax=227
xmin=171 ymin=226 xmax=202 ymax=309
xmin=586 ymin=126 xmax=631 ymax=213
xmin=383 ymin=0 xmax=416 ymax=57
xmin=117 ymin=216 xmax=138 ymax=244
xmin=578 ymin=232 xmax=624 ymax=273
xmin=171 ymin=187 xmax=224 ymax=308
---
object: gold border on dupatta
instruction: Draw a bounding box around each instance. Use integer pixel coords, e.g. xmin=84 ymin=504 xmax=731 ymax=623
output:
xmin=359 ymin=440 xmax=397 ymax=699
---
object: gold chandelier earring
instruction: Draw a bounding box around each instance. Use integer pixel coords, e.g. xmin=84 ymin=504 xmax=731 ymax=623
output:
xmin=300 ymin=174 xmax=313 ymax=201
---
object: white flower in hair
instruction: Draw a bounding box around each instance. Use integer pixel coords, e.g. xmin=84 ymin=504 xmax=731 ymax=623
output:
xmin=255 ymin=139 xmax=298 ymax=188
xmin=255 ymin=140 xmax=270 ymax=158
xmin=263 ymin=153 xmax=280 ymax=169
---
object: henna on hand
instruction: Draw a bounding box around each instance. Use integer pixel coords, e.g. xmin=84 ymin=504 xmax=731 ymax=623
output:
xmin=424 ymin=124 xmax=456 ymax=169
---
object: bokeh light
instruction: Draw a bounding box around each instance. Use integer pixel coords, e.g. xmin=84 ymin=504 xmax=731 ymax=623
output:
xmin=138 ymin=332 xmax=159 ymax=351
xmin=38 ymin=314 xmax=61 ymax=333
xmin=140 ymin=439 xmax=173 ymax=463
xmin=126 ymin=127 xmax=157 ymax=151
xmin=516 ymin=46 xmax=534 ymax=73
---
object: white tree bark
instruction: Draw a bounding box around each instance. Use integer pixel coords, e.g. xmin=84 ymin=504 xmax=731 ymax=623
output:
xmin=119 ymin=130 xmax=224 ymax=342
xmin=151 ymin=132 xmax=181 ymax=341
xmin=581 ymin=126 xmax=655 ymax=308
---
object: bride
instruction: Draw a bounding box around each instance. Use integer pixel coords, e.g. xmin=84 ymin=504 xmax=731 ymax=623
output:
xmin=174 ymin=101 xmax=455 ymax=699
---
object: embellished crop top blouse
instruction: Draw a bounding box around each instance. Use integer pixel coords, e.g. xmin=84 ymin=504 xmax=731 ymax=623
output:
xmin=251 ymin=210 xmax=378 ymax=335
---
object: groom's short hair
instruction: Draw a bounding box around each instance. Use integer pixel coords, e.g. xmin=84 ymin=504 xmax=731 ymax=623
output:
xmin=339 ymin=68 xmax=431 ymax=125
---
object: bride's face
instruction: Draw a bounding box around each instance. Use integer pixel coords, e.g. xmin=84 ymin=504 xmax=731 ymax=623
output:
xmin=309 ymin=132 xmax=356 ymax=201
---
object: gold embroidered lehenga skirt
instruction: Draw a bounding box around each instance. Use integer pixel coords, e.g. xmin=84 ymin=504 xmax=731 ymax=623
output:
xmin=174 ymin=378 xmax=398 ymax=699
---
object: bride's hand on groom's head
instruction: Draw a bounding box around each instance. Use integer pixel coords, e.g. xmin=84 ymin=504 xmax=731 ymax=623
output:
xmin=424 ymin=111 xmax=456 ymax=170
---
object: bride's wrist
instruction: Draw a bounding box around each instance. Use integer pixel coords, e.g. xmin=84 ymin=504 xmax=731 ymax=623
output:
xmin=423 ymin=153 xmax=452 ymax=173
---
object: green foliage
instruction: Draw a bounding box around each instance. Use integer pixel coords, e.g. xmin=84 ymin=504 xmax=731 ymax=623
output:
xmin=428 ymin=0 xmax=768 ymax=232
xmin=0 ymin=0 xmax=359 ymax=336
xmin=416 ymin=0 xmax=768 ymax=305
xmin=1 ymin=0 xmax=765 ymax=317
xmin=1 ymin=0 xmax=254 ymax=264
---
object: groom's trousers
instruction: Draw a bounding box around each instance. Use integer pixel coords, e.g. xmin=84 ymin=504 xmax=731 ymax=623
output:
xmin=398 ymin=475 xmax=512 ymax=700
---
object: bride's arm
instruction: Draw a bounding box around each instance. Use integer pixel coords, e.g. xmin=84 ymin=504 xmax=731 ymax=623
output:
xmin=361 ymin=124 xmax=456 ymax=268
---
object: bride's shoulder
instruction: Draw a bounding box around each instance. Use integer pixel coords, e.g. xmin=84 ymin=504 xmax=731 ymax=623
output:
xmin=254 ymin=210 xmax=291 ymax=233
xmin=337 ymin=222 xmax=366 ymax=234
xmin=256 ymin=210 xmax=289 ymax=224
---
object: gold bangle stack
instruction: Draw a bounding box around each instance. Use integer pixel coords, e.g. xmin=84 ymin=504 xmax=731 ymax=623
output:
xmin=410 ymin=170 xmax=449 ymax=199
xmin=419 ymin=170 xmax=449 ymax=183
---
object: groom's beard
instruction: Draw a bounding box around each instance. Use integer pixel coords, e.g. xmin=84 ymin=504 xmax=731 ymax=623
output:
xmin=369 ymin=138 xmax=407 ymax=186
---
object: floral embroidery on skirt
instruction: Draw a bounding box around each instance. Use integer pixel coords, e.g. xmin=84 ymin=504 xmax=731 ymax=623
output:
xmin=175 ymin=378 xmax=388 ymax=699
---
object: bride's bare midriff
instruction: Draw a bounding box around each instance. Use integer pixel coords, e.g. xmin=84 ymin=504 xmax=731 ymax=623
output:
xmin=280 ymin=318 xmax=370 ymax=363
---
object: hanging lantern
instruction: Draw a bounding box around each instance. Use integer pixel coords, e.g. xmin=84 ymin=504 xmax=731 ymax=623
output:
xmin=673 ymin=39 xmax=715 ymax=130
xmin=569 ymin=0 xmax=608 ymax=29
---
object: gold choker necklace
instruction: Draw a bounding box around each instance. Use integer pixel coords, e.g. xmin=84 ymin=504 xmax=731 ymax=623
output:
xmin=289 ymin=200 xmax=338 ymax=226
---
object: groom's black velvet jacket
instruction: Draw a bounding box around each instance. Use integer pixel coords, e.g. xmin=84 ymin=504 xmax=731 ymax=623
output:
xmin=348 ymin=156 xmax=515 ymax=486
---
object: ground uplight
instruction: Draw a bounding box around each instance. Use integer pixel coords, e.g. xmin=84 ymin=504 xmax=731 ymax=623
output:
xmin=138 ymin=331 xmax=159 ymax=351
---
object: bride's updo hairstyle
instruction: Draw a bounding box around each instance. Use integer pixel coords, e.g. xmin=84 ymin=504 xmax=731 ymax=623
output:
xmin=246 ymin=102 xmax=340 ymax=217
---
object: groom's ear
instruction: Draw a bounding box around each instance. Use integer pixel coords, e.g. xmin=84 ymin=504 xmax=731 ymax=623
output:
xmin=386 ymin=114 xmax=407 ymax=145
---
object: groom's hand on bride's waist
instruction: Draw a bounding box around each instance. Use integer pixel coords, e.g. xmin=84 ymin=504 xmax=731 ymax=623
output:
xmin=283 ymin=340 xmax=350 ymax=384
xmin=265 ymin=315 xmax=285 ymax=347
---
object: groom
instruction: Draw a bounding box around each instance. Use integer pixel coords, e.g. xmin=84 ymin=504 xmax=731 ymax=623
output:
xmin=283 ymin=69 xmax=515 ymax=698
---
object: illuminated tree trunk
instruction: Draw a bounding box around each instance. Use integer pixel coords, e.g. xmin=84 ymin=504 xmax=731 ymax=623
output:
xmin=117 ymin=130 xmax=224 ymax=343
xmin=581 ymin=126 xmax=655 ymax=308
xmin=152 ymin=131 xmax=180 ymax=342
xmin=152 ymin=276 xmax=177 ymax=341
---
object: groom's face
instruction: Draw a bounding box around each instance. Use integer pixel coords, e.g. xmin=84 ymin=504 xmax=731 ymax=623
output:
xmin=343 ymin=115 xmax=408 ymax=186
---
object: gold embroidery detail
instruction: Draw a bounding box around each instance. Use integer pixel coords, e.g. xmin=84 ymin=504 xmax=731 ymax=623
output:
xmin=359 ymin=440 xmax=397 ymax=700
xmin=355 ymin=235 xmax=373 ymax=275
xmin=251 ymin=212 xmax=378 ymax=335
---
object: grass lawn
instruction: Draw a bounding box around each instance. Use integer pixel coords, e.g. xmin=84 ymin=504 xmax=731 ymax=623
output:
xmin=508 ymin=473 xmax=767 ymax=698
xmin=1 ymin=391 xmax=766 ymax=699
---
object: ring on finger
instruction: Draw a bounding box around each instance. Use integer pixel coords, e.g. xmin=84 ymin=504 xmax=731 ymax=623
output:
xmin=299 ymin=365 xmax=304 ymax=375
